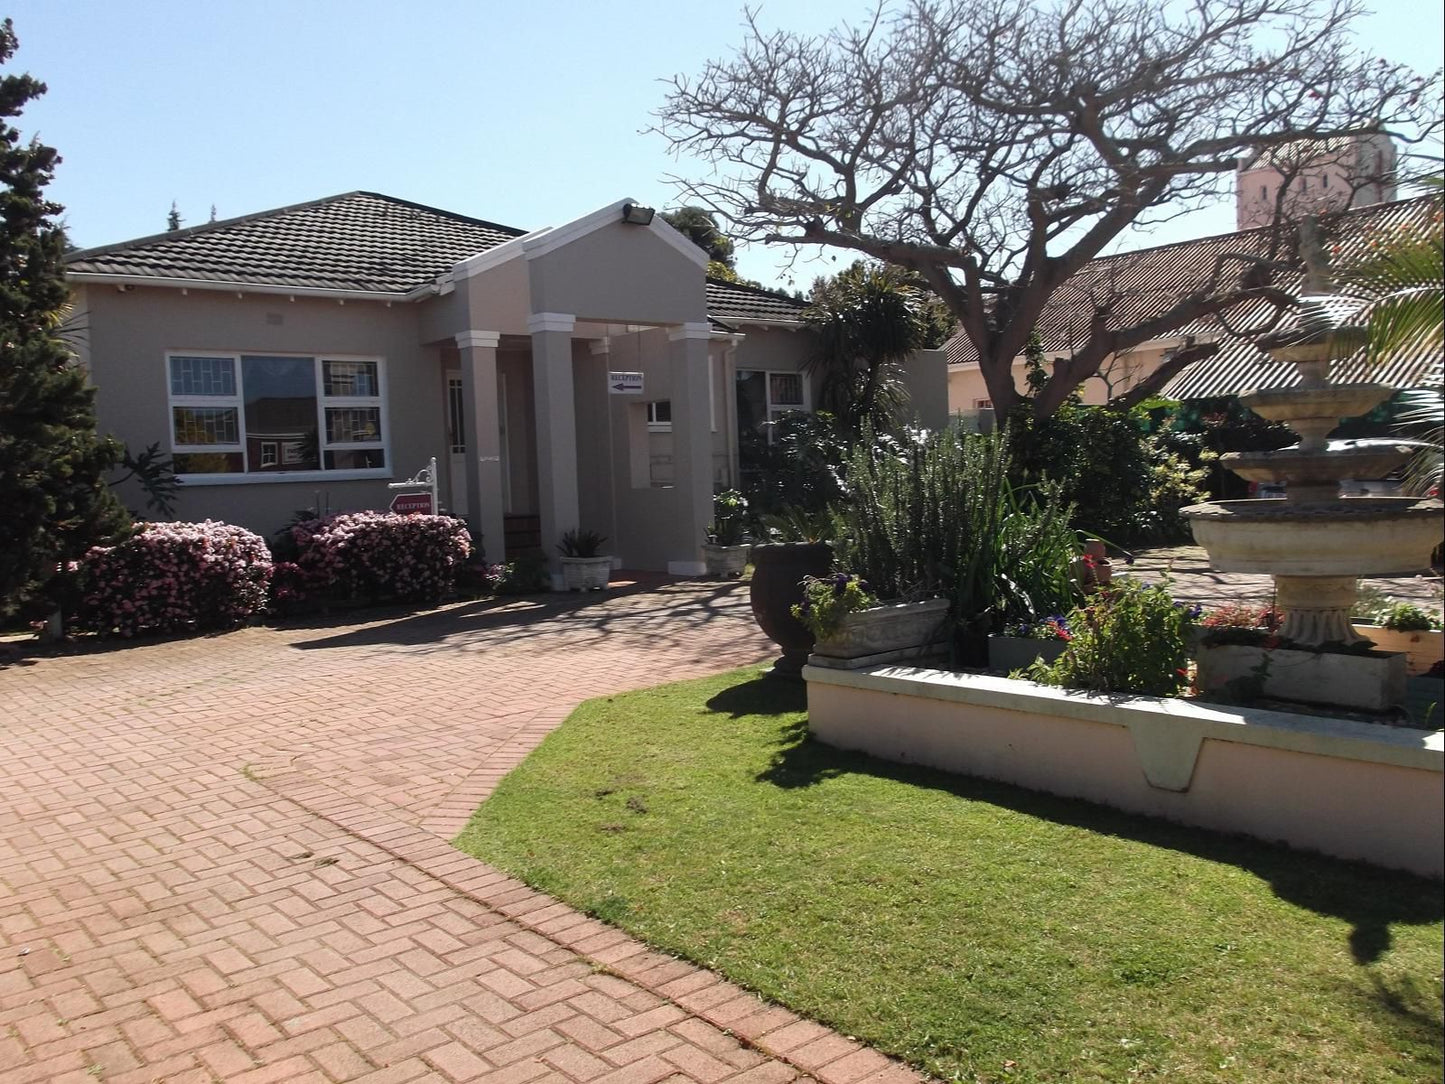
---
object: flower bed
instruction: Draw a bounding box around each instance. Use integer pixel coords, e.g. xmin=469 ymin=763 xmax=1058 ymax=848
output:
xmin=78 ymin=521 xmax=272 ymax=637
xmin=280 ymin=512 xmax=472 ymax=605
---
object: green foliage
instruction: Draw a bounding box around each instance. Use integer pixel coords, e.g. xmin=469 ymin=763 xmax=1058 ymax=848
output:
xmin=0 ymin=22 xmax=129 ymax=618
xmin=492 ymin=554 xmax=551 ymax=595
xmin=830 ymin=428 xmax=1081 ymax=634
xmin=1009 ymin=394 xmax=1209 ymax=544
xmin=1027 ymin=579 xmax=1196 ymax=697
xmin=739 ymin=409 xmax=848 ymax=520
xmin=1351 ymin=588 xmax=1444 ymax=631
xmin=802 ymin=262 xmax=930 ymax=439
xmin=705 ymin=488 xmax=748 ymax=546
xmin=661 ymin=205 xmax=735 ymax=267
xmin=1374 ymin=600 xmax=1442 ymax=632
xmin=557 ymin=528 xmax=608 ymax=558
xmin=791 ymin=572 xmax=878 ymax=639
xmin=110 ymin=441 xmax=181 ymax=518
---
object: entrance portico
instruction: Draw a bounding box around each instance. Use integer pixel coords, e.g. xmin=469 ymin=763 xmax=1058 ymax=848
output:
xmin=433 ymin=198 xmax=718 ymax=576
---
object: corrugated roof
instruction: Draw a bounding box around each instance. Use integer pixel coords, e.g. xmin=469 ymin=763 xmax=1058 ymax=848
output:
xmin=65 ymin=192 xmax=527 ymax=295
xmin=705 ymin=278 xmax=807 ymax=325
xmin=943 ymin=195 xmax=1442 ymax=397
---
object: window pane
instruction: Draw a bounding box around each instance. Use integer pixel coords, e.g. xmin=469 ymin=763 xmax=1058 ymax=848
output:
xmin=325 ymin=406 xmax=382 ymax=444
xmin=242 ymin=355 xmax=319 ymax=472
xmin=323 ymin=360 xmax=379 ymax=397
xmin=769 ymin=372 xmax=803 ymax=406
xmin=173 ymin=406 xmax=239 ymax=445
xmin=324 ymin=449 xmax=386 ymax=470
xmin=170 ymin=356 xmax=235 ymax=397
xmin=173 ymin=451 xmax=244 ymax=474
xmin=647 ymin=400 xmax=672 ymax=424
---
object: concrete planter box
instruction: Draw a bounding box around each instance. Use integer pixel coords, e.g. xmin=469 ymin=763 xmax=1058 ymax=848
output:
xmin=702 ymin=543 xmax=750 ymax=578
xmin=810 ymin=597 xmax=950 ymax=670
xmin=987 ymin=635 xmax=1067 ymax=674
xmin=1354 ymin=625 xmax=1444 ymax=676
xmin=559 ymin=556 xmax=612 ymax=591
xmin=1195 ymin=641 xmax=1406 ymax=712
xmin=803 ymin=664 xmax=1444 ymax=877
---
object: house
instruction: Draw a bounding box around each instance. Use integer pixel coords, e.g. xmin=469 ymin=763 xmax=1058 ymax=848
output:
xmin=64 ymin=191 xmax=949 ymax=575
xmin=945 ymin=193 xmax=1441 ymax=425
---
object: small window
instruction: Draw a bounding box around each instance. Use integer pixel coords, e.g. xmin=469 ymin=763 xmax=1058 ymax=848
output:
xmin=974 ymin=398 xmax=994 ymax=409
xmin=769 ymin=373 xmax=804 ymax=407
xmin=647 ymin=400 xmax=672 ymax=432
xmin=259 ymin=441 xmax=279 ymax=468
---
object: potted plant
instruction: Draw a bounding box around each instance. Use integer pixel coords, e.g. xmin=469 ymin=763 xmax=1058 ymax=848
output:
xmin=557 ymin=528 xmax=612 ymax=591
xmin=1352 ymin=598 xmax=1444 ymax=676
xmin=794 ymin=572 xmax=950 ymax=669
xmin=749 ymin=510 xmax=833 ymax=677
xmin=987 ymin=614 xmax=1073 ymax=674
xmin=702 ymin=489 xmax=751 ymax=578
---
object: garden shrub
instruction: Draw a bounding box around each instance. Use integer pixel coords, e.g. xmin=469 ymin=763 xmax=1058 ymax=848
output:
xmin=830 ymin=427 xmax=1081 ymax=634
xmin=283 ymin=512 xmax=471 ymax=604
xmin=78 ymin=520 xmax=272 ymax=637
xmin=1026 ymin=579 xmax=1198 ymax=697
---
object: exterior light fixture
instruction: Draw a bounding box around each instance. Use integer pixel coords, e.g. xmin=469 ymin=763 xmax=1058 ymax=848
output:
xmin=621 ymin=203 xmax=656 ymax=225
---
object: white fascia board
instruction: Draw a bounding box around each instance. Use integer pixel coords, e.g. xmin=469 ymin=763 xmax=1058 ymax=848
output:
xmin=520 ymin=198 xmax=709 ymax=269
xmin=728 ymin=318 xmax=804 ymax=330
xmin=450 ymin=229 xmax=546 ymax=281
xmin=67 ymin=272 xmax=412 ymax=304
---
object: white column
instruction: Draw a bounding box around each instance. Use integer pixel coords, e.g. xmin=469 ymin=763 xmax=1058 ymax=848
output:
xmin=454 ymin=330 xmax=505 ymax=563
xmin=528 ymin=312 xmax=580 ymax=574
xmin=667 ymin=322 xmax=714 ymax=576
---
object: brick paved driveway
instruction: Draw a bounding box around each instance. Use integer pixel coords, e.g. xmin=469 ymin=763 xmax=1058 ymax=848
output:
xmin=1 ymin=579 xmax=923 ymax=1084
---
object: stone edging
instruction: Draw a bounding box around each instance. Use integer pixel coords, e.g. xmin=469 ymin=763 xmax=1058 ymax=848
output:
xmin=255 ymin=766 xmax=929 ymax=1084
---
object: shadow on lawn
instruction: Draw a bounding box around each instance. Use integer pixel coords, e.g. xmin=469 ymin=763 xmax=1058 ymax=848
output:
xmin=739 ymin=679 xmax=1442 ymax=970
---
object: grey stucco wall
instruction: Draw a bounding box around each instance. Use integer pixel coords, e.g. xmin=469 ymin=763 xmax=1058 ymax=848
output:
xmin=85 ymin=286 xmax=445 ymax=538
xmin=528 ymin=222 xmax=707 ymax=326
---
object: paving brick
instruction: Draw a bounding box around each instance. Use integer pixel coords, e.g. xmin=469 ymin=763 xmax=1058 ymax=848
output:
xmin=0 ymin=583 xmax=919 ymax=1084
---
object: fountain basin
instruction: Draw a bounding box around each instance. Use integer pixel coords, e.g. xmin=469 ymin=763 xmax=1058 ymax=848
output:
xmin=1240 ymin=384 xmax=1395 ymax=448
xmin=1183 ymin=498 xmax=1442 ymax=576
xmin=1222 ymin=444 xmax=1416 ymax=489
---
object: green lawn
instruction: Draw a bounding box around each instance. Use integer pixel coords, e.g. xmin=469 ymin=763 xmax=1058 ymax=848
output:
xmin=453 ymin=667 xmax=1444 ymax=1084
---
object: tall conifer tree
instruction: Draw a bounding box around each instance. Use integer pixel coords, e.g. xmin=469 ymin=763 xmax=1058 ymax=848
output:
xmin=0 ymin=19 xmax=127 ymax=618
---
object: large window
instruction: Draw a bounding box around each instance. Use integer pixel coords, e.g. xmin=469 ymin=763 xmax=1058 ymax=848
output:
xmin=167 ymin=352 xmax=387 ymax=478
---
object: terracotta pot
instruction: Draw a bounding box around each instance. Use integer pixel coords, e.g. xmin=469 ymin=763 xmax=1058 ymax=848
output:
xmin=748 ymin=542 xmax=832 ymax=677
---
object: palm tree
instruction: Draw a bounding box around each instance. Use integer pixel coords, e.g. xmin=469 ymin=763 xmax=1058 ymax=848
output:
xmin=802 ymin=262 xmax=938 ymax=441
xmin=1333 ymin=192 xmax=1444 ymax=496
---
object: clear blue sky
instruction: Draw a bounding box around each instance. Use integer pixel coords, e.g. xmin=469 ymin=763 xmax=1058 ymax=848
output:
xmin=9 ymin=0 xmax=1441 ymax=291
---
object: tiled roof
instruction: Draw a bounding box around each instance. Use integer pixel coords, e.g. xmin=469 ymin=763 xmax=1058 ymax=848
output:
xmin=943 ymin=195 xmax=1442 ymax=397
xmin=705 ymin=278 xmax=807 ymax=327
xmin=65 ymin=192 xmax=527 ymax=295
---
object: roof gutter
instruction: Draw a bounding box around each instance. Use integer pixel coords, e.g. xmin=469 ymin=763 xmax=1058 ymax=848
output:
xmin=65 ymin=272 xmax=420 ymax=305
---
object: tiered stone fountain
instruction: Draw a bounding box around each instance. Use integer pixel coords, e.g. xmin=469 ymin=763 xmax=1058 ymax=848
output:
xmin=1182 ymin=239 xmax=1442 ymax=711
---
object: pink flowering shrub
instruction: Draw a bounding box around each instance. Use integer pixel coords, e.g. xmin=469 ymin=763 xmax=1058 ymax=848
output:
xmin=282 ymin=512 xmax=472 ymax=604
xmin=78 ymin=521 xmax=273 ymax=637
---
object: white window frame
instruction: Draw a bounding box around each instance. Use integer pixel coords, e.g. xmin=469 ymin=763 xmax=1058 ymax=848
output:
xmin=646 ymin=400 xmax=673 ymax=433
xmin=165 ymin=350 xmax=391 ymax=485
xmin=736 ymin=367 xmax=813 ymax=445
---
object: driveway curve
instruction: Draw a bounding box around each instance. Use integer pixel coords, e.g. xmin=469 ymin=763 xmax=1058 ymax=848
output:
xmin=1 ymin=579 xmax=923 ymax=1084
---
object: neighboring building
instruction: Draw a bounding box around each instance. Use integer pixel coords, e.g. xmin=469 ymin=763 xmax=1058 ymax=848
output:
xmin=945 ymin=194 xmax=1440 ymax=420
xmin=66 ymin=192 xmax=947 ymax=575
xmin=1236 ymin=131 xmax=1397 ymax=230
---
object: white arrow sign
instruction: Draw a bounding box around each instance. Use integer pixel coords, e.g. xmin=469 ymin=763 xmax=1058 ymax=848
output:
xmin=608 ymin=371 xmax=644 ymax=395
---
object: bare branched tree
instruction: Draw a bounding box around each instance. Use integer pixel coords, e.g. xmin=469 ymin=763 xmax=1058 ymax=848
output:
xmin=655 ymin=0 xmax=1441 ymax=418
